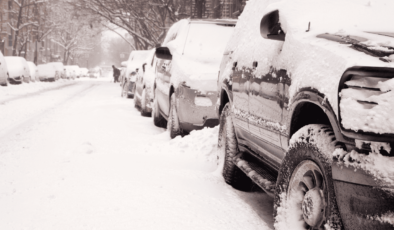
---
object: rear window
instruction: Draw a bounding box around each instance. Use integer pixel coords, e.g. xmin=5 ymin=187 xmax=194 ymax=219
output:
xmin=182 ymin=23 xmax=235 ymax=59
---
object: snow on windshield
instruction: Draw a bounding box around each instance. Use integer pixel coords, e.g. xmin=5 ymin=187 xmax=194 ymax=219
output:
xmin=183 ymin=23 xmax=235 ymax=63
xmin=170 ymin=22 xmax=235 ymax=91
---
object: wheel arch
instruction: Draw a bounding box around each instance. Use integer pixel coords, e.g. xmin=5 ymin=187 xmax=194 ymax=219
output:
xmin=288 ymin=88 xmax=348 ymax=145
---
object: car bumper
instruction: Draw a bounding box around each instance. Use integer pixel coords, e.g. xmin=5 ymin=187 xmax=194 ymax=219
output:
xmin=334 ymin=180 xmax=394 ymax=229
xmin=176 ymin=85 xmax=218 ymax=133
xmin=9 ymin=76 xmax=22 ymax=84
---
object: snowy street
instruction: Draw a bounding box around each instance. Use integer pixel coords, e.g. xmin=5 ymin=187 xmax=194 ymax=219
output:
xmin=0 ymin=78 xmax=274 ymax=230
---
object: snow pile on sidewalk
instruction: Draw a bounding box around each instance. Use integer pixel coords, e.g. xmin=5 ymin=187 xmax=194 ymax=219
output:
xmin=0 ymin=79 xmax=74 ymax=102
xmin=144 ymin=126 xmax=220 ymax=167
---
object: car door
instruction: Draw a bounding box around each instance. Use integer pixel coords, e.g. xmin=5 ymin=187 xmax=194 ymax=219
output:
xmin=155 ymin=59 xmax=172 ymax=117
xmin=231 ymin=61 xmax=251 ymax=142
xmin=247 ymin=66 xmax=285 ymax=168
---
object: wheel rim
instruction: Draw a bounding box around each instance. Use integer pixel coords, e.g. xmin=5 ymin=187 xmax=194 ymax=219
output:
xmin=288 ymin=160 xmax=327 ymax=229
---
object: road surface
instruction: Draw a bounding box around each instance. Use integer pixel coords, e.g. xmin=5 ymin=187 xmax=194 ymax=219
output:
xmin=0 ymin=78 xmax=274 ymax=230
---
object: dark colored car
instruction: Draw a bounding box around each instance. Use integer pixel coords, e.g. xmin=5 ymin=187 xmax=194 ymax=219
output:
xmin=217 ymin=1 xmax=394 ymax=230
xmin=153 ymin=19 xmax=237 ymax=138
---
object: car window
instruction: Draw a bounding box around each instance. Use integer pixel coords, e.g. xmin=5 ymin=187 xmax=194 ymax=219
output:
xmin=182 ymin=23 xmax=235 ymax=59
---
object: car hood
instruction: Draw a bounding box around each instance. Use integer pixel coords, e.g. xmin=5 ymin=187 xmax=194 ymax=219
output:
xmin=317 ymin=32 xmax=394 ymax=62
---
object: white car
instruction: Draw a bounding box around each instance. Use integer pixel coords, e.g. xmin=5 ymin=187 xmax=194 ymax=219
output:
xmin=48 ymin=62 xmax=65 ymax=79
xmin=5 ymin=56 xmax=30 ymax=84
xmin=27 ymin=61 xmax=38 ymax=82
xmin=64 ymin=66 xmax=76 ymax=79
xmin=69 ymin=65 xmax=81 ymax=78
xmin=0 ymin=51 xmax=8 ymax=86
xmin=80 ymin=68 xmax=89 ymax=77
xmin=37 ymin=64 xmax=57 ymax=82
xmin=124 ymin=50 xmax=151 ymax=97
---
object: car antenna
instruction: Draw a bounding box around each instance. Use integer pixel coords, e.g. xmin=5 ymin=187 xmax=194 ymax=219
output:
xmin=306 ymin=22 xmax=310 ymax=32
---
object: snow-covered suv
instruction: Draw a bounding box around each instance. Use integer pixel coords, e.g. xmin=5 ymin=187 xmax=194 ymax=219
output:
xmin=153 ymin=19 xmax=236 ymax=138
xmin=217 ymin=0 xmax=394 ymax=229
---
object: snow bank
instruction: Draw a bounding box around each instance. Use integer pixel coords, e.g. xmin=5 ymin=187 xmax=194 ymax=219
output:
xmin=145 ymin=126 xmax=220 ymax=166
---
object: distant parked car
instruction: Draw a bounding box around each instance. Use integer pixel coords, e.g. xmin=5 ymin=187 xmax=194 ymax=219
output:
xmin=49 ymin=62 xmax=65 ymax=79
xmin=27 ymin=61 xmax=38 ymax=82
xmin=153 ymin=19 xmax=236 ymax=138
xmin=88 ymin=68 xmax=100 ymax=78
xmin=0 ymin=51 xmax=8 ymax=86
xmin=133 ymin=49 xmax=156 ymax=116
xmin=64 ymin=66 xmax=75 ymax=79
xmin=122 ymin=50 xmax=151 ymax=99
xmin=69 ymin=65 xmax=81 ymax=78
xmin=5 ymin=56 xmax=31 ymax=84
xmin=80 ymin=68 xmax=89 ymax=77
xmin=37 ymin=64 xmax=57 ymax=82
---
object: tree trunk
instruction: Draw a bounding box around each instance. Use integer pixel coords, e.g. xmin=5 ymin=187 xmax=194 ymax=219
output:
xmin=13 ymin=0 xmax=25 ymax=56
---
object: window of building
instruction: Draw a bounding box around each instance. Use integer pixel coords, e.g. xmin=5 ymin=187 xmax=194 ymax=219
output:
xmin=8 ymin=1 xmax=12 ymax=10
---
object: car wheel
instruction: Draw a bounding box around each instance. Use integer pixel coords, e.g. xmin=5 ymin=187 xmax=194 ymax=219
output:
xmin=140 ymin=88 xmax=151 ymax=117
xmin=134 ymin=92 xmax=139 ymax=108
xmin=122 ymin=83 xmax=131 ymax=99
xmin=274 ymin=124 xmax=343 ymax=230
xmin=219 ymin=102 xmax=254 ymax=191
xmin=152 ymin=88 xmax=167 ymax=128
xmin=167 ymin=94 xmax=183 ymax=139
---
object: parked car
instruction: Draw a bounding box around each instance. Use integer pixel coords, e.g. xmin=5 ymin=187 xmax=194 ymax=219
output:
xmin=49 ymin=62 xmax=65 ymax=79
xmin=216 ymin=0 xmax=394 ymax=229
xmin=26 ymin=61 xmax=38 ymax=82
xmin=133 ymin=49 xmax=156 ymax=116
xmin=64 ymin=66 xmax=76 ymax=79
xmin=88 ymin=68 xmax=100 ymax=78
xmin=122 ymin=50 xmax=151 ymax=99
xmin=153 ymin=19 xmax=236 ymax=138
xmin=69 ymin=65 xmax=81 ymax=78
xmin=0 ymin=51 xmax=8 ymax=86
xmin=37 ymin=64 xmax=57 ymax=81
xmin=5 ymin=56 xmax=30 ymax=84
xmin=80 ymin=68 xmax=89 ymax=77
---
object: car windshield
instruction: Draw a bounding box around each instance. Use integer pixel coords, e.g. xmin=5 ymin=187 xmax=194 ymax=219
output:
xmin=182 ymin=23 xmax=235 ymax=61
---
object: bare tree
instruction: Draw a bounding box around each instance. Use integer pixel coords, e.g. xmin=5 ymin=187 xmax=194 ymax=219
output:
xmin=66 ymin=0 xmax=192 ymax=50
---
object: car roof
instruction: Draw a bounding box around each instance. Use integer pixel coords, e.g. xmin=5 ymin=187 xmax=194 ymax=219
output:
xmin=189 ymin=18 xmax=237 ymax=26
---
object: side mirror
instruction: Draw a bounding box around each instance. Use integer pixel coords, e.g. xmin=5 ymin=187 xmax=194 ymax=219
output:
xmin=155 ymin=47 xmax=172 ymax=60
xmin=142 ymin=63 xmax=147 ymax=72
xmin=260 ymin=10 xmax=285 ymax=41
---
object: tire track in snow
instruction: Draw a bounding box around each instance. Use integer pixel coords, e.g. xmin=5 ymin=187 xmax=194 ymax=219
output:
xmin=0 ymin=82 xmax=98 ymax=142
xmin=0 ymin=82 xmax=77 ymax=105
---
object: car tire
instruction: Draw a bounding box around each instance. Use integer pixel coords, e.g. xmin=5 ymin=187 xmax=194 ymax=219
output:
xmin=134 ymin=92 xmax=139 ymax=108
xmin=152 ymin=88 xmax=167 ymax=128
xmin=122 ymin=82 xmax=131 ymax=99
xmin=219 ymin=103 xmax=254 ymax=191
xmin=274 ymin=124 xmax=343 ymax=230
xmin=167 ymin=94 xmax=183 ymax=139
xmin=140 ymin=88 xmax=151 ymax=117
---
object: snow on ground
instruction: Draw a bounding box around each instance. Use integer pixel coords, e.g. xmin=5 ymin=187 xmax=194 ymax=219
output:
xmin=0 ymin=78 xmax=274 ymax=230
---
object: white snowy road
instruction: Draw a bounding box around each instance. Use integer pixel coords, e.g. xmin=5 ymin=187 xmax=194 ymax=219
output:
xmin=0 ymin=78 xmax=274 ymax=230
